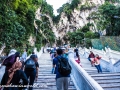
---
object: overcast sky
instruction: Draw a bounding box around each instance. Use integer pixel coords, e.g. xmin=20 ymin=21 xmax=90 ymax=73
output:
xmin=46 ymin=0 xmax=69 ymax=15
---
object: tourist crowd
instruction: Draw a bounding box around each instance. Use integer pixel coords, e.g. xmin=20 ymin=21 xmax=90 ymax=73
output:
xmin=0 ymin=49 xmax=39 ymax=90
xmin=0 ymin=46 xmax=102 ymax=90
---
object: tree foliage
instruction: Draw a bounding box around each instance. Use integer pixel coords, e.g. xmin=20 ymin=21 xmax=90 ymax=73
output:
xmin=66 ymin=24 xmax=100 ymax=47
xmin=0 ymin=0 xmax=55 ymax=54
xmin=40 ymin=1 xmax=53 ymax=17
xmin=80 ymin=1 xmax=96 ymax=11
xmin=97 ymin=2 xmax=120 ymax=36
xmin=53 ymin=0 xmax=81 ymax=23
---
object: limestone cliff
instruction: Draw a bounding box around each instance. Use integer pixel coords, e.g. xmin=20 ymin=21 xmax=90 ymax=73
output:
xmin=55 ymin=0 xmax=106 ymax=39
xmin=35 ymin=0 xmax=118 ymax=40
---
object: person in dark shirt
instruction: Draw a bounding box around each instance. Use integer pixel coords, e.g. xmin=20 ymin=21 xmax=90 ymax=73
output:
xmin=53 ymin=48 xmax=70 ymax=90
xmin=24 ymin=54 xmax=39 ymax=90
xmin=74 ymin=49 xmax=81 ymax=65
xmin=1 ymin=60 xmax=28 ymax=90
xmin=52 ymin=53 xmax=57 ymax=74
xmin=88 ymin=51 xmax=95 ymax=66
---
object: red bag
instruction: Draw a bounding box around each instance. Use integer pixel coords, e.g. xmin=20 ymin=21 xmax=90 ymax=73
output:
xmin=75 ymin=60 xmax=82 ymax=67
xmin=75 ymin=60 xmax=80 ymax=64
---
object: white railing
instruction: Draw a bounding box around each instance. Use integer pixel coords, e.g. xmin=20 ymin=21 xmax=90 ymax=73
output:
xmin=114 ymin=60 xmax=120 ymax=72
xmin=68 ymin=51 xmax=104 ymax=90
xmin=108 ymin=49 xmax=120 ymax=63
xmin=34 ymin=47 xmax=43 ymax=59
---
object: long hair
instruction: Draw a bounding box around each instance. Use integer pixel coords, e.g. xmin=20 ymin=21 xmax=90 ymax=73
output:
xmin=76 ymin=51 xmax=79 ymax=57
xmin=74 ymin=49 xmax=79 ymax=57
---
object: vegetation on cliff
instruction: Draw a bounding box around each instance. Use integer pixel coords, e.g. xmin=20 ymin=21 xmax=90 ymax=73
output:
xmin=0 ymin=0 xmax=55 ymax=54
xmin=53 ymin=0 xmax=81 ymax=23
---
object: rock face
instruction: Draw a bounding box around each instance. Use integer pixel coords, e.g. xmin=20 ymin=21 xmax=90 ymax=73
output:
xmin=55 ymin=0 xmax=106 ymax=38
xmin=35 ymin=0 xmax=117 ymax=39
xmin=35 ymin=8 xmax=59 ymax=38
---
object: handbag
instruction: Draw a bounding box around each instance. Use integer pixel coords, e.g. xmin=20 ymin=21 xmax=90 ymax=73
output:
xmin=75 ymin=60 xmax=80 ymax=64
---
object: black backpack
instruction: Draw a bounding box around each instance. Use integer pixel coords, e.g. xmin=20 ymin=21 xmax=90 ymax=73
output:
xmin=25 ymin=58 xmax=36 ymax=70
xmin=57 ymin=57 xmax=72 ymax=76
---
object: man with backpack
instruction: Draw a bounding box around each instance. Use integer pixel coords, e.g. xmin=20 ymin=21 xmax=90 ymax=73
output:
xmin=24 ymin=54 xmax=39 ymax=90
xmin=53 ymin=48 xmax=71 ymax=90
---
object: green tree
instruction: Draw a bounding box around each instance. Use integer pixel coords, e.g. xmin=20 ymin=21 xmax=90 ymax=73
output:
xmin=86 ymin=1 xmax=120 ymax=36
xmin=0 ymin=0 xmax=55 ymax=54
xmin=85 ymin=31 xmax=94 ymax=38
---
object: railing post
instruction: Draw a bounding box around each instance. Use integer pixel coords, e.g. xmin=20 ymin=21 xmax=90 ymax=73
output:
xmin=84 ymin=47 xmax=89 ymax=58
xmin=102 ymin=49 xmax=105 ymax=56
xmin=109 ymin=57 xmax=115 ymax=72
xmin=108 ymin=48 xmax=115 ymax=72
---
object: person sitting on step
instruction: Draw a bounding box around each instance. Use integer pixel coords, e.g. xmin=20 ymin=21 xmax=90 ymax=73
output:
xmin=88 ymin=51 xmax=95 ymax=67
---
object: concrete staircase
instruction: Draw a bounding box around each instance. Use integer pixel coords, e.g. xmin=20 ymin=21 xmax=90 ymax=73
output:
xmin=33 ymin=53 xmax=76 ymax=90
xmin=81 ymin=55 xmax=120 ymax=90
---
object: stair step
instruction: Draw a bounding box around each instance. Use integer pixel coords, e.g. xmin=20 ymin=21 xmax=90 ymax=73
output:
xmin=35 ymin=80 xmax=74 ymax=83
xmin=104 ymin=87 xmax=120 ymax=90
xmin=84 ymin=69 xmax=109 ymax=72
xmin=83 ymin=68 xmax=97 ymax=70
xmin=90 ymin=73 xmax=120 ymax=77
xmin=39 ymin=69 xmax=52 ymax=71
xmin=100 ymin=83 xmax=120 ymax=88
xmin=38 ymin=76 xmax=56 ymax=78
xmin=33 ymin=85 xmax=76 ymax=89
xmin=92 ymin=76 xmax=120 ymax=80
xmin=38 ymin=74 xmax=56 ymax=76
xmin=39 ymin=65 xmax=52 ymax=67
xmin=34 ymin=82 xmax=74 ymax=86
xmin=95 ymin=79 xmax=120 ymax=84
xmin=39 ymin=72 xmax=53 ymax=74
xmin=37 ymin=79 xmax=56 ymax=82
xmin=87 ymin=71 xmax=109 ymax=73
xmin=33 ymin=87 xmax=76 ymax=90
